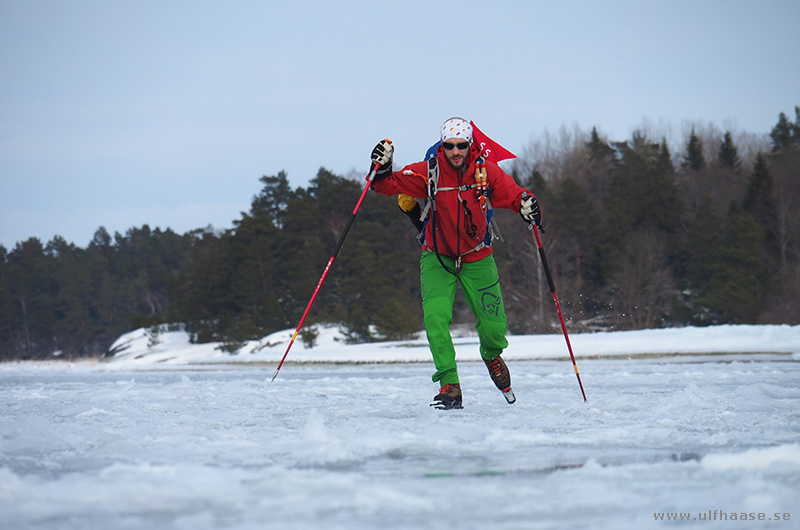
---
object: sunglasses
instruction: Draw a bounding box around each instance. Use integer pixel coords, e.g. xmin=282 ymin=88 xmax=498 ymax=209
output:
xmin=442 ymin=141 xmax=470 ymax=151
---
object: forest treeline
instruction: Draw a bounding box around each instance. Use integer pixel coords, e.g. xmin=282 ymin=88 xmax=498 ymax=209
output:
xmin=1 ymin=108 xmax=799 ymax=360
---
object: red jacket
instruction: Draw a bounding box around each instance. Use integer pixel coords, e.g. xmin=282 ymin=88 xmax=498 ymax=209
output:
xmin=372 ymin=143 xmax=530 ymax=263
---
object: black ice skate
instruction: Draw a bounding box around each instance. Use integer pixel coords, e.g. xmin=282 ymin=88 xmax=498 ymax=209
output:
xmin=430 ymin=383 xmax=463 ymax=410
xmin=484 ymin=355 xmax=516 ymax=404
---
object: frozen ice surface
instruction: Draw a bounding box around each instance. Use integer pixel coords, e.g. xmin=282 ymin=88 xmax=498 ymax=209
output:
xmin=2 ymin=326 xmax=800 ymax=529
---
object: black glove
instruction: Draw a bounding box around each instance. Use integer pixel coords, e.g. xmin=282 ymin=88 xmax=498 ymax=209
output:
xmin=520 ymin=193 xmax=541 ymax=225
xmin=371 ymin=140 xmax=393 ymax=181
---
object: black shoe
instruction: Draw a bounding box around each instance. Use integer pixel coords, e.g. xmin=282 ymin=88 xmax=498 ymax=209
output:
xmin=484 ymin=355 xmax=516 ymax=404
xmin=430 ymin=383 xmax=463 ymax=409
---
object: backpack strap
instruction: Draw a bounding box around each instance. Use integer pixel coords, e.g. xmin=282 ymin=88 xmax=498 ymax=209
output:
xmin=419 ymin=157 xmax=438 ymax=224
xmin=475 ymin=157 xmax=488 ymax=210
xmin=474 ymin=156 xmax=504 ymax=246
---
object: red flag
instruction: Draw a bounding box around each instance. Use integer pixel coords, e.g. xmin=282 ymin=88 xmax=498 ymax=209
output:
xmin=470 ymin=121 xmax=516 ymax=164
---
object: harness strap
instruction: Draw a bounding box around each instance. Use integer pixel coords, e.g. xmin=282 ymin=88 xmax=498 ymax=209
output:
xmin=417 ymin=157 xmax=439 ymax=225
xmin=437 ymin=185 xmax=476 ymax=191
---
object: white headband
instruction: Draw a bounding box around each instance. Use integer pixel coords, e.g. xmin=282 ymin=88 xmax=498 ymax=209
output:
xmin=440 ymin=117 xmax=473 ymax=144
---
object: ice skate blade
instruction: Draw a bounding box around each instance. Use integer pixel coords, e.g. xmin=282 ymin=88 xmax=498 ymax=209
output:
xmin=503 ymin=388 xmax=516 ymax=404
xmin=430 ymin=400 xmax=463 ymax=410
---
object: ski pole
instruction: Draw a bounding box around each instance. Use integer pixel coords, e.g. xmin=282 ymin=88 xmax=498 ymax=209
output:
xmin=271 ymin=153 xmax=386 ymax=382
xmin=528 ymin=211 xmax=587 ymax=402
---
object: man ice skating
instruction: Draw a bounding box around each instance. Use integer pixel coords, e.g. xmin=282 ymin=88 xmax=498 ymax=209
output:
xmin=370 ymin=117 xmax=541 ymax=409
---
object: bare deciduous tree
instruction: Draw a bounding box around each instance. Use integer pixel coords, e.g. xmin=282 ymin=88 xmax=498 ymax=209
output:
xmin=607 ymin=230 xmax=677 ymax=330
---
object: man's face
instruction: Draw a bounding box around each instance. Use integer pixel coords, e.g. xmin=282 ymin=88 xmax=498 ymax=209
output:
xmin=442 ymin=139 xmax=471 ymax=172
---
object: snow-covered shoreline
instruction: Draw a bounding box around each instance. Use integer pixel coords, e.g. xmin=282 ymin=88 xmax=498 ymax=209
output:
xmin=99 ymin=324 xmax=800 ymax=368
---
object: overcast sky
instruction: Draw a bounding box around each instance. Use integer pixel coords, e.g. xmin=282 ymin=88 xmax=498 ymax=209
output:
xmin=2 ymin=0 xmax=799 ymax=249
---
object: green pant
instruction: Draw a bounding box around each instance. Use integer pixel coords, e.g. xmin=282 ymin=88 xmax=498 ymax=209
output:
xmin=420 ymin=251 xmax=509 ymax=385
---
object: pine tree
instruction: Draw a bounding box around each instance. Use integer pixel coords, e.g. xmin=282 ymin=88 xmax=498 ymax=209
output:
xmin=250 ymin=171 xmax=293 ymax=228
xmin=743 ymin=152 xmax=777 ymax=244
xmin=85 ymin=230 xmax=116 ymax=351
xmin=657 ymin=138 xmax=675 ymax=175
xmin=227 ymin=212 xmax=285 ymax=339
xmin=47 ymin=236 xmax=91 ymax=358
xmin=373 ymin=298 xmax=419 ymax=341
xmin=172 ymin=229 xmax=235 ymax=343
xmin=587 ymin=126 xmax=614 ymax=160
xmin=0 ymin=246 xmax=12 ymax=360
xmin=717 ymin=131 xmax=741 ymax=171
xmin=684 ymin=195 xmax=724 ymax=323
xmin=5 ymin=239 xmax=56 ymax=358
xmin=770 ymin=112 xmax=793 ymax=153
xmin=698 ymin=205 xmax=767 ymax=322
xmin=682 ymin=128 xmax=705 ymax=170
xmin=609 ymin=132 xmax=679 ymax=239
